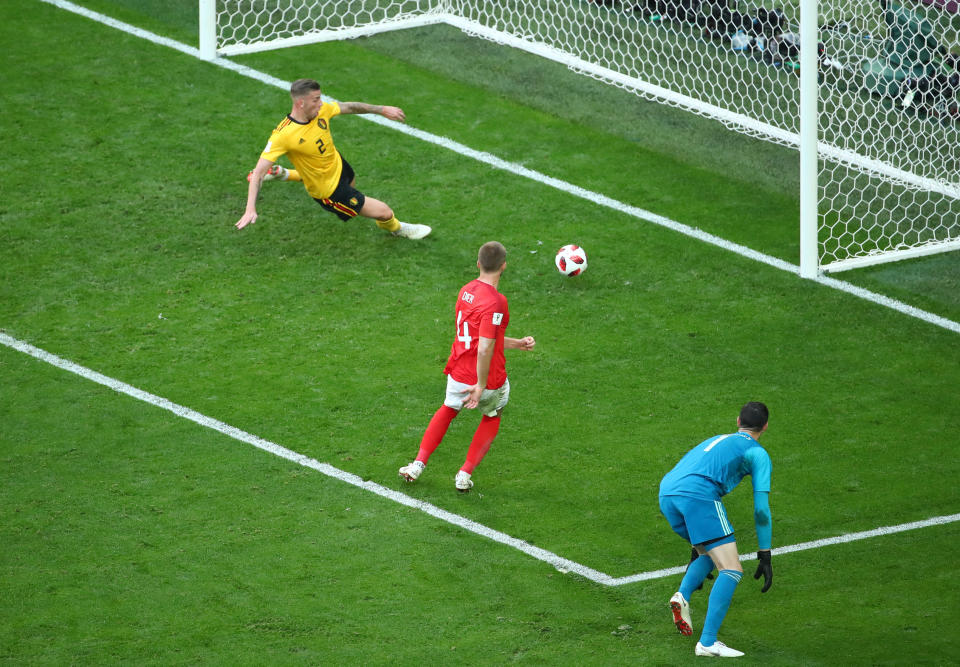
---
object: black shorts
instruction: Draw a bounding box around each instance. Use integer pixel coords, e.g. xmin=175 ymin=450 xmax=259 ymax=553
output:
xmin=313 ymin=156 xmax=366 ymax=221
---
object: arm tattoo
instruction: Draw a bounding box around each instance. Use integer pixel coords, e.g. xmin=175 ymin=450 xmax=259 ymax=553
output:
xmin=340 ymin=102 xmax=382 ymax=115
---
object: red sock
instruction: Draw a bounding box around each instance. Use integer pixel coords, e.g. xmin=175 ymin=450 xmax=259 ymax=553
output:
xmin=416 ymin=405 xmax=458 ymax=464
xmin=461 ymin=415 xmax=500 ymax=474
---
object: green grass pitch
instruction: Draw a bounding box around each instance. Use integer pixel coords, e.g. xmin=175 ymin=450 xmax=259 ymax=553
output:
xmin=1 ymin=0 xmax=959 ymax=663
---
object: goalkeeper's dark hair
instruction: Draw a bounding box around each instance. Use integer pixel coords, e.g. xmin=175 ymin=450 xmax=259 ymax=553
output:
xmin=478 ymin=241 xmax=507 ymax=273
xmin=739 ymin=401 xmax=769 ymax=431
xmin=290 ymin=78 xmax=321 ymax=99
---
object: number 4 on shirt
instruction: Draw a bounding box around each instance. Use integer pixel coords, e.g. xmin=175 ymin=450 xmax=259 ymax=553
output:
xmin=456 ymin=310 xmax=472 ymax=349
xmin=456 ymin=310 xmax=504 ymax=349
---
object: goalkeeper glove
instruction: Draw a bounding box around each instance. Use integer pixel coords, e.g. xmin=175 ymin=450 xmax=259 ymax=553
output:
xmin=754 ymin=550 xmax=772 ymax=592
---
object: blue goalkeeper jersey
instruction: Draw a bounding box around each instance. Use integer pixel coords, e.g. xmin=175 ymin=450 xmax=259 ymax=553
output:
xmin=659 ymin=431 xmax=771 ymax=501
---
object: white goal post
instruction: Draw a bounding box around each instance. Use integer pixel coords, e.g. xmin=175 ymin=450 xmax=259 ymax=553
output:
xmin=200 ymin=0 xmax=960 ymax=275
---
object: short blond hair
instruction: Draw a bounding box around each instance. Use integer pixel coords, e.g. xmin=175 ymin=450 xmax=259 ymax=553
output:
xmin=290 ymin=78 xmax=321 ymax=99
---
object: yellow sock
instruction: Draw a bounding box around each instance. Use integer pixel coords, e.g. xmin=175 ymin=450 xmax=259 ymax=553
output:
xmin=376 ymin=216 xmax=400 ymax=233
xmin=286 ymin=169 xmax=302 ymax=182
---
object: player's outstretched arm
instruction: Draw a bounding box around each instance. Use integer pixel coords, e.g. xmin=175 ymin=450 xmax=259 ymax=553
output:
xmin=236 ymin=158 xmax=275 ymax=229
xmin=338 ymin=102 xmax=405 ymax=122
xmin=504 ymin=336 xmax=536 ymax=351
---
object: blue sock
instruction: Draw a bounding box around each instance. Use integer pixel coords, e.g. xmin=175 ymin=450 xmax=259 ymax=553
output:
xmin=699 ymin=569 xmax=742 ymax=646
xmin=680 ymin=554 xmax=715 ymax=601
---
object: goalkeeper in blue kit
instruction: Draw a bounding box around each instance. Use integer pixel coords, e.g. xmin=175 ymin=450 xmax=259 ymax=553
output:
xmin=658 ymin=401 xmax=773 ymax=658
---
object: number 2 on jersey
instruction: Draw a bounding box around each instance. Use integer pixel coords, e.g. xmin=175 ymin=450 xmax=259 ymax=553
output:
xmin=456 ymin=310 xmax=472 ymax=349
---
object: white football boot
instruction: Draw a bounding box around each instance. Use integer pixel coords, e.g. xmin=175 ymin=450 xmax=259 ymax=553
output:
xmin=454 ymin=470 xmax=474 ymax=493
xmin=391 ymin=221 xmax=432 ymax=239
xmin=670 ymin=592 xmax=693 ymax=636
xmin=398 ymin=460 xmax=425 ymax=482
xmin=246 ymin=164 xmax=288 ymax=182
xmin=695 ymin=641 xmax=744 ymax=658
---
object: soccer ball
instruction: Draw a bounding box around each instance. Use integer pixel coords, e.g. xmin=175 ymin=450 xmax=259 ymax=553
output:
xmin=555 ymin=244 xmax=587 ymax=276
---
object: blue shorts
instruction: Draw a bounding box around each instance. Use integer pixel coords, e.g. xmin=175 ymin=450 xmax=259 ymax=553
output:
xmin=659 ymin=495 xmax=735 ymax=547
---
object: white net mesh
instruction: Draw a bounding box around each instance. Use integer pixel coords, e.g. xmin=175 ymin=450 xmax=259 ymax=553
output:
xmin=815 ymin=0 xmax=959 ymax=268
xmin=215 ymin=0 xmax=960 ymax=271
xmin=216 ymin=1 xmax=440 ymax=52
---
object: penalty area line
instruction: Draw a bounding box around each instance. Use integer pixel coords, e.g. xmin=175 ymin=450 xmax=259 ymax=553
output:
xmin=4 ymin=331 xmax=960 ymax=588
xmin=36 ymin=0 xmax=960 ymax=337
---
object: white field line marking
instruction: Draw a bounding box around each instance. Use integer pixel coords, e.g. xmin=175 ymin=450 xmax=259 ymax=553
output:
xmin=38 ymin=0 xmax=960 ymax=336
xmin=608 ymin=512 xmax=960 ymax=585
xmin=4 ymin=332 xmax=960 ymax=586
xmin=0 ymin=332 xmax=611 ymax=586
xmin=26 ymin=0 xmax=960 ymax=573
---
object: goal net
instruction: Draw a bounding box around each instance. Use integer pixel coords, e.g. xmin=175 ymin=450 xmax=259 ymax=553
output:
xmin=206 ymin=0 xmax=960 ymax=274
xmin=212 ymin=1 xmax=445 ymax=54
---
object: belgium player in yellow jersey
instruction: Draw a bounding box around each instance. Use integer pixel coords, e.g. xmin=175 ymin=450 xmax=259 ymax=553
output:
xmin=235 ymin=78 xmax=431 ymax=240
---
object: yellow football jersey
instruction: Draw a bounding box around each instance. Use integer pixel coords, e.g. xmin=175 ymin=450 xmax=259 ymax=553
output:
xmin=260 ymin=101 xmax=342 ymax=199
